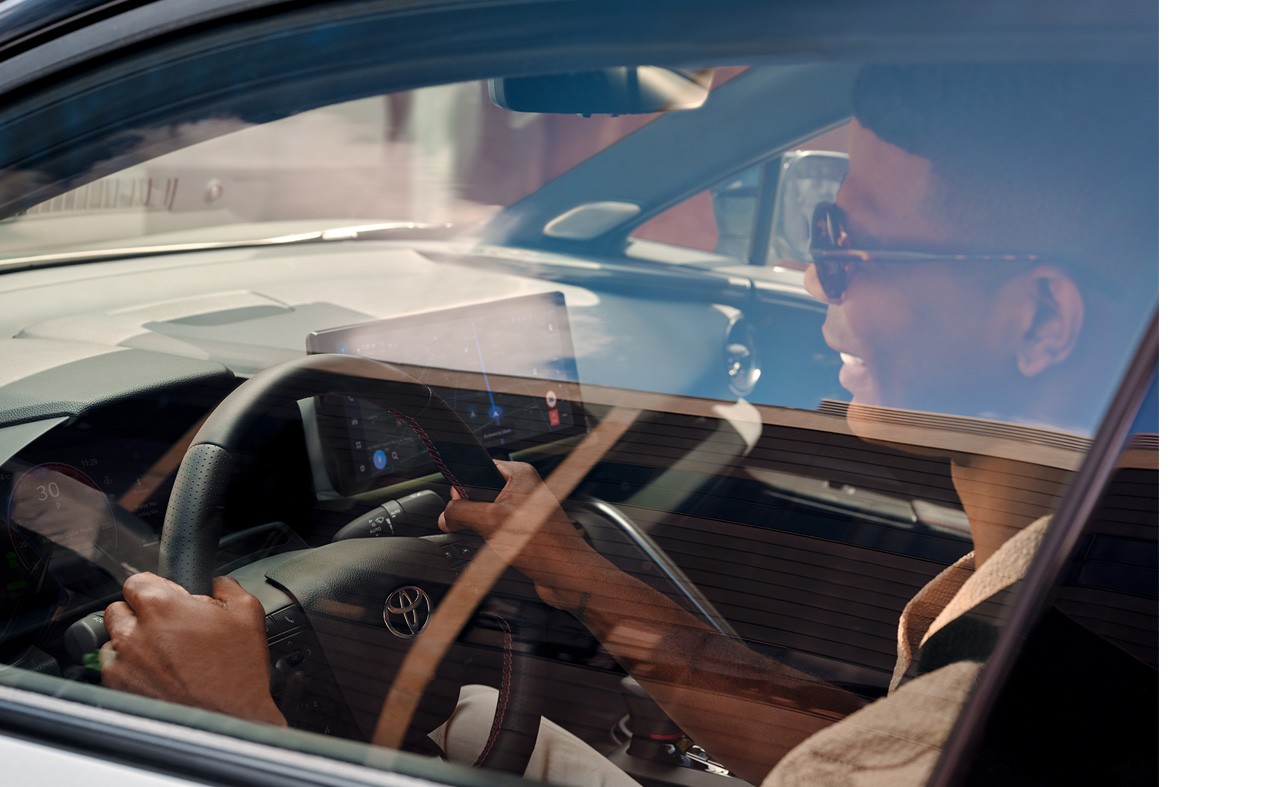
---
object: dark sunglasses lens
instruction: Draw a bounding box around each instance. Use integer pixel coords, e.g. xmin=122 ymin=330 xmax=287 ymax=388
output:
xmin=816 ymin=259 xmax=847 ymax=300
xmin=811 ymin=202 xmax=839 ymax=252
xmin=811 ymin=203 xmax=850 ymax=299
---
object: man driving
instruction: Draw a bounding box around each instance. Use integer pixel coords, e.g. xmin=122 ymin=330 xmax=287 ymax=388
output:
xmin=99 ymin=62 xmax=1157 ymax=786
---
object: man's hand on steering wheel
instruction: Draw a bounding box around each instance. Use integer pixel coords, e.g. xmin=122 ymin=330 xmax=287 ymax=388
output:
xmin=439 ymin=460 xmax=609 ymax=612
xmin=105 ymin=355 xmax=544 ymax=774
xmin=101 ymin=572 xmax=286 ymax=727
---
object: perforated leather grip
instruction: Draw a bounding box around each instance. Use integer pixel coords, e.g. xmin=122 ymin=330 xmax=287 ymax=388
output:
xmin=161 ymin=443 xmax=237 ymax=595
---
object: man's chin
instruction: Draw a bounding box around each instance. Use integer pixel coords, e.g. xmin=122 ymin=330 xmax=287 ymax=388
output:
xmin=842 ymin=403 xmax=963 ymax=461
xmin=837 ymin=355 xmax=877 ymax=405
xmin=838 ymin=381 xmax=966 ymax=462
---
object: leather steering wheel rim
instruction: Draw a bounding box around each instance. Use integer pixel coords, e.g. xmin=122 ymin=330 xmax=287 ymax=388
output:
xmin=160 ymin=353 xmax=506 ymax=594
xmin=158 ymin=353 xmax=540 ymax=774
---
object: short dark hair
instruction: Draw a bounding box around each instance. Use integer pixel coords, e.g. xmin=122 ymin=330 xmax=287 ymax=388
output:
xmin=851 ymin=63 xmax=1157 ymax=296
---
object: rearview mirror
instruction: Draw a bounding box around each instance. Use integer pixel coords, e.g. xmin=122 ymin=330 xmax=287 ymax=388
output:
xmin=488 ymin=67 xmax=713 ymax=115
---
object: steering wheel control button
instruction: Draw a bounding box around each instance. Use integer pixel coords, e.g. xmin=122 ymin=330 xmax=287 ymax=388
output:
xmin=443 ymin=542 xmax=473 ymax=560
xmin=440 ymin=536 xmax=481 ymax=572
xmin=266 ymin=606 xmax=305 ymax=641
xmin=383 ymin=586 xmax=431 ymax=639
xmin=264 ymin=628 xmax=355 ymax=738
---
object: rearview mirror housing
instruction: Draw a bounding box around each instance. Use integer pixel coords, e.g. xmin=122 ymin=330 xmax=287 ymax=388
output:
xmin=488 ymin=67 xmax=712 ymax=115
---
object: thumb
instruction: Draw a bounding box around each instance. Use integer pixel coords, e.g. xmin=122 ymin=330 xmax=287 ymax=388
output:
xmin=439 ymin=497 xmax=498 ymax=534
xmin=209 ymin=575 xmax=263 ymax=615
xmin=121 ymin=571 xmax=190 ymax=609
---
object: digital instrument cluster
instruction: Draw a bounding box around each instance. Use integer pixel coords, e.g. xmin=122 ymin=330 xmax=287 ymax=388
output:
xmin=0 ymin=381 xmax=231 ymax=650
xmin=3 ymin=440 xmax=173 ymax=567
xmin=0 ymin=436 xmax=178 ymax=651
xmin=306 ymin=292 xmax=588 ymax=496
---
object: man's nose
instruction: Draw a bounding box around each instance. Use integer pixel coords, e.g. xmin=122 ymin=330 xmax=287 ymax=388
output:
xmin=802 ymin=262 xmax=842 ymax=305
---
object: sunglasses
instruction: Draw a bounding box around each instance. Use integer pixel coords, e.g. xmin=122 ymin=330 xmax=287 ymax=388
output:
xmin=808 ymin=202 xmax=1046 ymax=301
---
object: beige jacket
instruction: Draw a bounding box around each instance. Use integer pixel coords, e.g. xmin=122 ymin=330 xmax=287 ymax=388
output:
xmin=762 ymin=516 xmax=1050 ymax=787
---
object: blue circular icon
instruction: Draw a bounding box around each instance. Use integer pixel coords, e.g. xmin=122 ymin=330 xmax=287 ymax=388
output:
xmin=372 ymin=449 xmax=387 ymax=470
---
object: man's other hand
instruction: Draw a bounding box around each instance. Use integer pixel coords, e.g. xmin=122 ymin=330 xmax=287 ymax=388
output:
xmin=439 ymin=460 xmax=604 ymax=611
xmin=101 ymin=572 xmax=286 ymax=726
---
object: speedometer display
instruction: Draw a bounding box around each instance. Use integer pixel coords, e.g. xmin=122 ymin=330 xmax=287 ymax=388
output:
xmin=3 ymin=454 xmax=164 ymax=588
xmin=7 ymin=462 xmax=116 ymax=572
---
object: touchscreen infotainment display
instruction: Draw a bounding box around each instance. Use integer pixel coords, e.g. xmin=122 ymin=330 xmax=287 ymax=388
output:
xmin=306 ymin=292 xmax=586 ymax=495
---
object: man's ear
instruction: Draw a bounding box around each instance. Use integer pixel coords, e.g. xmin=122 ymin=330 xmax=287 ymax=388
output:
xmin=1012 ymin=265 xmax=1085 ymax=377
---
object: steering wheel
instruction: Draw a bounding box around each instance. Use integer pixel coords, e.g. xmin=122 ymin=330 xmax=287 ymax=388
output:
xmin=158 ymin=353 xmax=542 ymax=774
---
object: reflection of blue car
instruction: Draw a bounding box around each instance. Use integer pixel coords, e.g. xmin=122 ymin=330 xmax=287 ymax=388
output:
xmin=0 ymin=2 xmax=1158 ymax=786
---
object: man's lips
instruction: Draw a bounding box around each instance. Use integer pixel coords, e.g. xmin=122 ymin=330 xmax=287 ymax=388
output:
xmin=837 ymin=352 xmax=870 ymax=398
xmin=823 ymin=321 xmax=871 ymax=398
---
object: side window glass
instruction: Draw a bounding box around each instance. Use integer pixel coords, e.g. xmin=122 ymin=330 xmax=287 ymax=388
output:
xmin=954 ymin=375 xmax=1159 ymax=784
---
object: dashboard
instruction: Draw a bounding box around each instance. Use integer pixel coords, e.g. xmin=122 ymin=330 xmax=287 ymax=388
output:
xmin=0 ymin=290 xmax=599 ymax=658
xmin=0 ymin=238 xmax=767 ymax=666
xmin=0 ymin=237 xmax=961 ymax=726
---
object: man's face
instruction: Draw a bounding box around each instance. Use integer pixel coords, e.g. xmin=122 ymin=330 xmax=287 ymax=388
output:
xmin=803 ymin=121 xmax=1026 ymax=418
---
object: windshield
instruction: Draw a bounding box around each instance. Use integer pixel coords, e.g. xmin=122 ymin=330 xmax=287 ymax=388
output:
xmin=0 ymin=76 xmax=723 ymax=259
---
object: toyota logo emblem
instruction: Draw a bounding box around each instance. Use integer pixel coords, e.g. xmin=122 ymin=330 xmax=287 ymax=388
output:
xmin=383 ymin=586 xmax=431 ymax=639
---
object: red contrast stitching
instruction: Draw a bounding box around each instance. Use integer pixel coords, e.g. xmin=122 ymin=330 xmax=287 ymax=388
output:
xmin=383 ymin=405 xmax=471 ymax=500
xmin=473 ymin=614 xmax=514 ymax=767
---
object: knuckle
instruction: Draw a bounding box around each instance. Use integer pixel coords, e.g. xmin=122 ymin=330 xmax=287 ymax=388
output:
xmin=237 ymin=593 xmax=266 ymax=618
xmin=214 ymin=577 xmax=264 ymax=618
xmin=211 ymin=575 xmax=241 ymax=595
xmin=119 ymin=573 xmax=146 ymax=597
xmin=129 ymin=583 xmax=168 ymax=609
xmin=103 ymin=601 xmax=134 ymax=634
xmin=100 ymin=662 xmax=122 ymax=686
xmin=121 ymin=572 xmax=173 ymax=610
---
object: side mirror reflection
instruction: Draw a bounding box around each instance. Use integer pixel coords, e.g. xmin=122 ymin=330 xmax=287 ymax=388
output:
xmin=771 ymin=150 xmax=848 ymax=263
xmin=709 ymin=149 xmax=848 ymax=263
